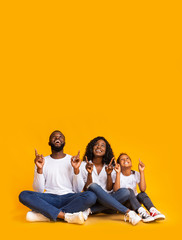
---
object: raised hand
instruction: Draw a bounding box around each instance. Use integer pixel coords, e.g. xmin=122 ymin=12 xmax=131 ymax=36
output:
xmin=105 ymin=157 xmax=115 ymax=175
xmin=114 ymin=163 xmax=121 ymax=174
xmin=71 ymin=151 xmax=81 ymax=171
xmin=34 ymin=149 xmax=45 ymax=173
xmin=85 ymin=156 xmax=93 ymax=174
xmin=138 ymin=158 xmax=145 ymax=172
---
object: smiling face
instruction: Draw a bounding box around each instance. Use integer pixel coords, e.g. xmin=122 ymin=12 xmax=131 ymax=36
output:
xmin=93 ymin=139 xmax=106 ymax=157
xmin=119 ymin=154 xmax=132 ymax=168
xmin=49 ymin=131 xmax=65 ymax=152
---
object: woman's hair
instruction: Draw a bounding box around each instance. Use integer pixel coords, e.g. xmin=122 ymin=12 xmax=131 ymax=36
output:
xmin=83 ymin=136 xmax=114 ymax=165
xmin=117 ymin=153 xmax=131 ymax=163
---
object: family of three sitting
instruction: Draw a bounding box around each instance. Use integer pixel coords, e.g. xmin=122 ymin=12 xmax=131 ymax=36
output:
xmin=19 ymin=130 xmax=165 ymax=225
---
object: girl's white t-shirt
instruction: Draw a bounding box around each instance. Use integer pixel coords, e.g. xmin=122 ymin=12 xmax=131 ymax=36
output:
xmin=119 ymin=171 xmax=140 ymax=195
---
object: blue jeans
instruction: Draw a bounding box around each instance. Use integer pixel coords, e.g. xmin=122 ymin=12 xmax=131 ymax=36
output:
xmin=19 ymin=190 xmax=97 ymax=221
xmin=87 ymin=183 xmax=130 ymax=214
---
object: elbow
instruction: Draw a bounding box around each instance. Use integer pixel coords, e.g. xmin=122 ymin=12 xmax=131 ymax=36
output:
xmin=107 ymin=187 xmax=113 ymax=191
xmin=32 ymin=183 xmax=37 ymax=191
xmin=32 ymin=184 xmax=44 ymax=193
xmin=32 ymin=183 xmax=36 ymax=191
xmin=113 ymin=185 xmax=118 ymax=192
xmin=140 ymin=186 xmax=146 ymax=192
xmin=73 ymin=185 xmax=84 ymax=193
xmin=140 ymin=189 xmax=146 ymax=193
xmin=106 ymin=183 xmax=113 ymax=192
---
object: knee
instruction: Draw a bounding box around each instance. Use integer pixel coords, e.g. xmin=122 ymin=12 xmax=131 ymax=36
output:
xmin=137 ymin=191 xmax=147 ymax=201
xmin=83 ymin=191 xmax=97 ymax=205
xmin=87 ymin=183 xmax=101 ymax=191
xmin=116 ymin=188 xmax=130 ymax=199
xmin=19 ymin=190 xmax=31 ymax=203
xmin=128 ymin=188 xmax=136 ymax=198
xmin=123 ymin=188 xmax=130 ymax=199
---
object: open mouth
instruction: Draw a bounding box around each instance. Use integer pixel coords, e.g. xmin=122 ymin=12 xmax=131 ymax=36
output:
xmin=55 ymin=140 xmax=61 ymax=144
xmin=124 ymin=162 xmax=129 ymax=165
xmin=95 ymin=149 xmax=102 ymax=153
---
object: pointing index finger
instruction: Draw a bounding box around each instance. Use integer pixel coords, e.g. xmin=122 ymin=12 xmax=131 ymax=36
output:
xmin=77 ymin=150 xmax=80 ymax=158
xmin=85 ymin=156 xmax=88 ymax=163
xmin=35 ymin=149 xmax=38 ymax=156
xmin=139 ymin=158 xmax=144 ymax=164
xmin=109 ymin=157 xmax=115 ymax=166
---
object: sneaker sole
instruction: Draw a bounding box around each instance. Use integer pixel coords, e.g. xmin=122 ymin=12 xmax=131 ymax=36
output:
xmin=77 ymin=214 xmax=85 ymax=224
xmin=131 ymin=220 xmax=141 ymax=225
xmin=153 ymin=216 xmax=165 ymax=220
xmin=73 ymin=212 xmax=85 ymax=225
xmin=142 ymin=218 xmax=155 ymax=223
xmin=131 ymin=217 xmax=142 ymax=225
xmin=26 ymin=212 xmax=50 ymax=222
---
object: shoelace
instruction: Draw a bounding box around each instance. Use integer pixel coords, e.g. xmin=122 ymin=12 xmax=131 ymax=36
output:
xmin=140 ymin=211 xmax=149 ymax=218
xmin=150 ymin=208 xmax=160 ymax=216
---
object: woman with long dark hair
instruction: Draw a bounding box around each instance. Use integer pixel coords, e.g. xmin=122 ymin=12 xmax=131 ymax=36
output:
xmin=76 ymin=136 xmax=141 ymax=225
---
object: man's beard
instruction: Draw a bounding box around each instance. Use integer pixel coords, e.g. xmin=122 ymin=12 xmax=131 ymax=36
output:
xmin=50 ymin=142 xmax=65 ymax=152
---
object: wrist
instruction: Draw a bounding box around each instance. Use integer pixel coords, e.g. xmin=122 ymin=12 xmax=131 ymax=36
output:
xmin=74 ymin=168 xmax=79 ymax=175
xmin=107 ymin=173 xmax=111 ymax=176
xmin=37 ymin=168 xmax=43 ymax=174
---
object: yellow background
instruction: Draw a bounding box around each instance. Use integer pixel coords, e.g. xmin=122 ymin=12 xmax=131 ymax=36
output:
xmin=1 ymin=1 xmax=181 ymax=239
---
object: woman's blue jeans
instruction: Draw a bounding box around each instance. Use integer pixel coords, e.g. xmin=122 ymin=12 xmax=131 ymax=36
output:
xmin=19 ymin=190 xmax=97 ymax=221
xmin=87 ymin=183 xmax=130 ymax=214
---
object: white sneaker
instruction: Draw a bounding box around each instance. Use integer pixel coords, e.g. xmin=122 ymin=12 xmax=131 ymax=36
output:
xmin=124 ymin=211 xmax=141 ymax=225
xmin=26 ymin=211 xmax=50 ymax=222
xmin=150 ymin=207 xmax=165 ymax=220
xmin=82 ymin=208 xmax=91 ymax=221
xmin=139 ymin=210 xmax=155 ymax=223
xmin=64 ymin=212 xmax=84 ymax=224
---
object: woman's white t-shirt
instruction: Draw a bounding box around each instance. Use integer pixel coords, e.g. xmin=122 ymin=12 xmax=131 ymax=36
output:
xmin=76 ymin=161 xmax=116 ymax=193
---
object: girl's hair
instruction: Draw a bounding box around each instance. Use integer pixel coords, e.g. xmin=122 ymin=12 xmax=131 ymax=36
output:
xmin=117 ymin=153 xmax=131 ymax=163
xmin=83 ymin=136 xmax=114 ymax=165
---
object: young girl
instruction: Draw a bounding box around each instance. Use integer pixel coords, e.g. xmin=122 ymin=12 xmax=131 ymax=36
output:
xmin=76 ymin=137 xmax=142 ymax=225
xmin=114 ymin=153 xmax=165 ymax=222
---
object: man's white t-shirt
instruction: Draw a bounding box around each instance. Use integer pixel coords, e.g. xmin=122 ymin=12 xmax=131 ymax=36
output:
xmin=33 ymin=154 xmax=80 ymax=195
xmin=76 ymin=161 xmax=116 ymax=193
xmin=119 ymin=171 xmax=140 ymax=195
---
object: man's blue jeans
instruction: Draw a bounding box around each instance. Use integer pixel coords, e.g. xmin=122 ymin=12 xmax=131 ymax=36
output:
xmin=87 ymin=183 xmax=130 ymax=214
xmin=19 ymin=190 xmax=97 ymax=221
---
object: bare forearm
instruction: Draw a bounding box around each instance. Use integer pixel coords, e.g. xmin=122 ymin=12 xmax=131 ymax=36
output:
xmin=113 ymin=173 xmax=120 ymax=192
xmin=83 ymin=173 xmax=93 ymax=191
xmin=106 ymin=174 xmax=113 ymax=191
xmin=74 ymin=168 xmax=79 ymax=175
xmin=139 ymin=171 xmax=146 ymax=192
xmin=37 ymin=168 xmax=43 ymax=174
